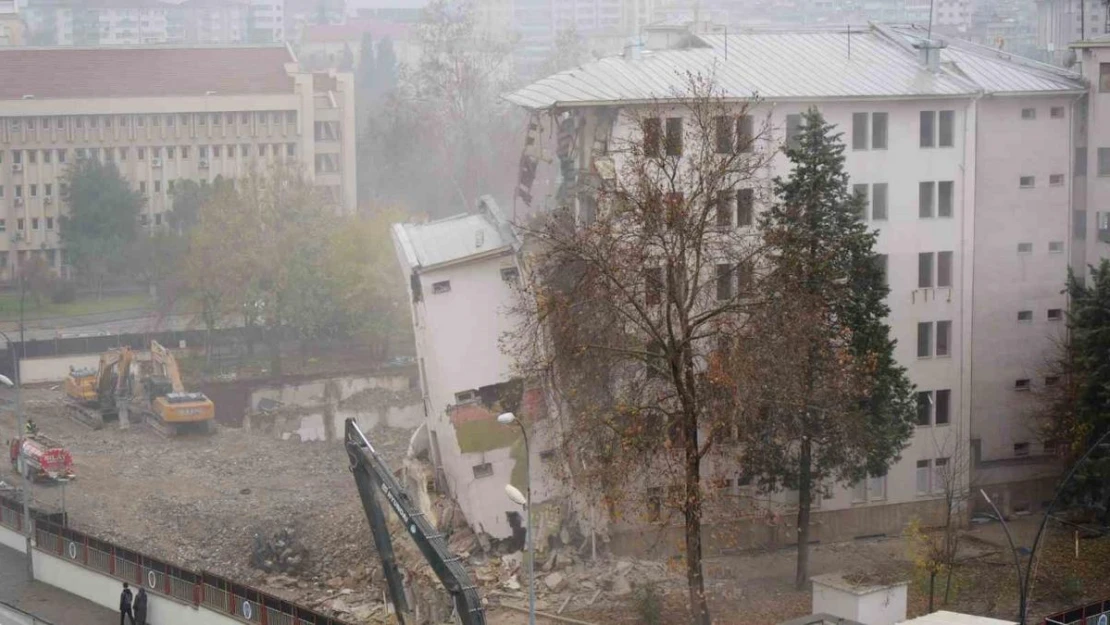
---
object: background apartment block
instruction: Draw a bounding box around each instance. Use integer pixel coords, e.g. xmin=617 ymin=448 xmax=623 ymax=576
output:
xmin=0 ymin=44 xmax=356 ymax=281
xmin=21 ymin=0 xmax=285 ymax=46
xmin=493 ymin=23 xmax=1085 ymax=549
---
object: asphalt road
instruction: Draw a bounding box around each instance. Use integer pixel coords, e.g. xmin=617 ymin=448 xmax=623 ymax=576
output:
xmin=0 ymin=545 xmax=116 ymax=625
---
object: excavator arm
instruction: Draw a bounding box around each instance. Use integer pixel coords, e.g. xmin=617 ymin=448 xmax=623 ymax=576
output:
xmin=343 ymin=418 xmax=486 ymax=625
xmin=149 ymin=341 xmax=185 ymax=394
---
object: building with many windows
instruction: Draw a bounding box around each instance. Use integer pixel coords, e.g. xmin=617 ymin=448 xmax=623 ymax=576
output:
xmin=398 ymin=22 xmax=1092 ymax=546
xmin=0 ymin=44 xmax=356 ymax=280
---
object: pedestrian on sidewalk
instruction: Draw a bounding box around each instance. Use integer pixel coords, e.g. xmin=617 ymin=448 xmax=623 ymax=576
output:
xmin=133 ymin=587 xmax=148 ymax=625
xmin=119 ymin=582 xmax=134 ymax=625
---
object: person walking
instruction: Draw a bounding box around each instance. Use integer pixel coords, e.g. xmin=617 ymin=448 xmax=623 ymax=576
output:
xmin=133 ymin=587 xmax=148 ymax=625
xmin=119 ymin=582 xmax=135 ymax=625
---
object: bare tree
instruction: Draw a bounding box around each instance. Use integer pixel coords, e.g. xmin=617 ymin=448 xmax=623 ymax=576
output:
xmin=509 ymin=73 xmax=772 ymax=625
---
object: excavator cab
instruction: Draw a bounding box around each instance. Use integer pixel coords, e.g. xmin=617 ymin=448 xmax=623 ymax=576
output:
xmin=64 ymin=366 xmax=99 ymax=404
xmin=64 ymin=347 xmax=132 ymax=427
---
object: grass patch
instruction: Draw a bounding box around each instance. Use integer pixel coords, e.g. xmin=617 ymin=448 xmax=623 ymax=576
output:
xmin=455 ymin=417 xmax=521 ymax=454
xmin=0 ymin=292 xmax=153 ymax=321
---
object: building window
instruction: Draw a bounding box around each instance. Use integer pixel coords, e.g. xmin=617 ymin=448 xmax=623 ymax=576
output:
xmin=854 ymin=184 xmax=869 ymax=220
xmin=166 ymin=115 xmax=174 ymax=127
xmin=1048 ymin=241 xmax=1064 ymax=253
xmin=241 ymin=144 xmax=250 ymax=157
xmin=1047 ymin=308 xmax=1063 ymax=320
xmin=199 ymin=114 xmax=206 ymax=126
xmin=181 ymin=146 xmax=189 ymax=159
xmin=212 ymin=113 xmax=221 ymax=126
xmin=916 ymin=391 xmax=932 ymax=425
xmin=1051 ymin=106 xmax=1065 ymax=119
xmin=500 ymin=267 xmax=519 ymax=283
xmin=933 ymin=458 xmax=949 ymax=492
xmin=471 ymin=463 xmax=494 ymax=478
xmin=29 ymin=184 xmax=36 ymax=197
xmin=16 ymin=219 xmax=23 ymax=231
xmin=715 ymin=116 xmax=735 ymax=154
xmin=199 ymin=146 xmax=208 ymax=159
xmin=936 ymin=320 xmax=951 ymax=357
xmin=154 ymin=180 xmax=161 ymax=193
xmin=937 ymin=251 xmax=953 ymax=287
xmin=920 ymin=111 xmax=935 ymax=148
xmin=641 ymin=118 xmax=661 ymax=157
xmin=90 ymin=116 xmax=99 ymax=129
xmin=716 ymin=264 xmax=733 ymax=300
xmin=938 ymin=181 xmax=954 ymax=217
xmin=737 ymin=115 xmax=754 ymax=153
xmin=665 ymin=117 xmax=683 ymax=156
xmin=241 ymin=112 xmax=249 ymax=124
xmin=166 ymin=147 xmax=175 ymax=159
xmin=12 ymin=150 xmax=20 ymax=164
xmin=935 ymin=389 xmax=950 ymax=425
xmin=1021 ymin=108 xmax=1036 ymax=120
xmin=76 ymin=117 xmax=83 ymax=129
xmin=716 ymin=192 xmax=733 ymax=228
xmin=46 ymin=217 xmax=53 ymax=230
xmin=939 ymin=110 xmax=954 ymax=147
xmin=785 ymin=114 xmax=803 ymax=149
xmin=852 ymin=112 xmax=868 ymax=150
xmin=432 ymin=280 xmax=451 ymax=294
xmin=213 ymin=145 xmax=221 ymax=158
xmin=1019 ymin=175 xmax=1035 ymax=188
xmin=872 ymin=112 xmax=888 ymax=149
xmin=13 ymin=185 xmax=19 ymax=198
xmin=918 ymin=252 xmax=934 ymax=288
xmin=872 ymin=183 xmax=888 ymax=220
xmin=916 ymin=460 xmax=931 ymax=494
xmin=259 ymin=144 xmax=267 ymax=156
xmin=917 ymin=322 xmax=933 ymax=358
xmin=31 ymin=218 xmax=38 ymax=230
xmin=155 ymin=213 xmax=162 ymax=226
xmin=919 ymin=181 xmax=934 ymax=218
xmin=1013 ymin=442 xmax=1030 ymax=456
xmin=168 ymin=180 xmax=175 ymax=192
xmin=1050 ymin=174 xmax=1064 ymax=186
xmin=27 ymin=150 xmax=35 ymax=164
xmin=1045 ymin=376 xmax=1060 ymax=386
xmin=1100 ymin=63 xmax=1110 ymax=91
xmin=139 ymin=182 xmax=147 ymax=193
xmin=1014 ymin=379 xmax=1031 ymax=391
xmin=57 ymin=149 xmax=66 ymax=163
xmin=1017 ymin=242 xmax=1033 ymax=254
xmin=1017 ymin=310 xmax=1033 ymax=322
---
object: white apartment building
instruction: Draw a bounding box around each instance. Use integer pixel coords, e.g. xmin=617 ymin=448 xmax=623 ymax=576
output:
xmin=393 ymin=198 xmax=566 ymax=541
xmin=1037 ymin=0 xmax=1107 ymax=65
xmin=496 ymin=23 xmax=1084 ymax=549
xmin=0 ymin=44 xmax=356 ymax=280
xmin=22 ymin=0 xmax=284 ymax=46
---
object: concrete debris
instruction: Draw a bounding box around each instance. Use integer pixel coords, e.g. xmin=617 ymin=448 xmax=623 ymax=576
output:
xmin=250 ymin=527 xmax=309 ymax=575
xmin=544 ymin=572 xmax=567 ymax=592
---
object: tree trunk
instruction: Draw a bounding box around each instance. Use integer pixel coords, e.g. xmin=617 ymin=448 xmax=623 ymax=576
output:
xmin=795 ymin=435 xmax=812 ymax=590
xmin=683 ymin=409 xmax=711 ymax=625
xmin=929 ymin=571 xmax=936 ymax=613
xmin=268 ymin=327 xmax=282 ymax=376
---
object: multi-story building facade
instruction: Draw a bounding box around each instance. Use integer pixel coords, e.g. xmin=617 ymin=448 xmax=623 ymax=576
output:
xmin=485 ymin=23 xmax=1085 ymax=549
xmin=23 ymin=0 xmax=285 ymax=46
xmin=1038 ymin=0 xmax=1108 ymax=65
xmin=0 ymin=44 xmax=356 ymax=280
xmin=0 ymin=0 xmax=23 ymax=46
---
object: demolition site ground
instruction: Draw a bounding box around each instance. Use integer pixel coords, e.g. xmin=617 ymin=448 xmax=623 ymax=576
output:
xmin=4 ymin=386 xmax=1110 ymax=625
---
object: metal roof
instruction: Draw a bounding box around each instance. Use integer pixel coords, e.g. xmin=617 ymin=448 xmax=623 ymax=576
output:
xmin=393 ymin=197 xmax=517 ymax=271
xmin=888 ymin=25 xmax=1085 ymax=93
xmin=505 ymin=25 xmax=1084 ymax=110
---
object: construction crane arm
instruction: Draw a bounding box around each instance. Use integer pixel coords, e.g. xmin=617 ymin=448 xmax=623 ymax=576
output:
xmin=343 ymin=418 xmax=486 ymax=625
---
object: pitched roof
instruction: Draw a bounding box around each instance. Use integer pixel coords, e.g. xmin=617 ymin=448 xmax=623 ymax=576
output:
xmin=505 ymin=25 xmax=1084 ymax=109
xmin=393 ymin=197 xmax=517 ymax=270
xmin=0 ymin=46 xmax=295 ymax=101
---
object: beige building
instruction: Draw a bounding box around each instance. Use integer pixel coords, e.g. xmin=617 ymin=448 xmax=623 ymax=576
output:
xmin=0 ymin=44 xmax=356 ymax=280
xmin=0 ymin=0 xmax=24 ymax=46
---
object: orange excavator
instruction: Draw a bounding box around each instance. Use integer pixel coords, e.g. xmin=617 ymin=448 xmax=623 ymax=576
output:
xmin=64 ymin=347 xmax=133 ymax=429
xmin=136 ymin=340 xmax=215 ymax=436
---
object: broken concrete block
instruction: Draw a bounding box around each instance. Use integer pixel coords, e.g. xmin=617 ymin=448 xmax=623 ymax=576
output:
xmin=544 ymin=572 xmax=567 ymax=593
xmin=610 ymin=574 xmax=632 ymax=596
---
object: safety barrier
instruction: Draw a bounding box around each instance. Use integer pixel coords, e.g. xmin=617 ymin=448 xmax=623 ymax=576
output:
xmin=1043 ymin=598 xmax=1110 ymax=625
xmin=0 ymin=484 xmax=353 ymax=625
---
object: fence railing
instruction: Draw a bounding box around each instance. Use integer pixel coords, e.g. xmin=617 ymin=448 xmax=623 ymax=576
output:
xmin=0 ymin=491 xmax=352 ymax=625
xmin=1043 ymin=598 xmax=1110 ymax=624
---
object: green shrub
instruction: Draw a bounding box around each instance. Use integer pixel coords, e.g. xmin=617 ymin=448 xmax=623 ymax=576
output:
xmin=633 ymin=583 xmax=663 ymax=625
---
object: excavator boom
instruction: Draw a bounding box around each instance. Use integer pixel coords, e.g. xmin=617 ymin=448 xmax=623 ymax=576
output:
xmin=344 ymin=418 xmax=486 ymax=625
xmin=149 ymin=340 xmax=185 ymax=393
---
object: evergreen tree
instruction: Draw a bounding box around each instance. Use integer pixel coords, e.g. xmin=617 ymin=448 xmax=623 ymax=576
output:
xmin=59 ymin=158 xmax=143 ymax=298
xmin=738 ymin=108 xmax=916 ymax=589
xmin=1042 ymin=262 xmax=1110 ymax=522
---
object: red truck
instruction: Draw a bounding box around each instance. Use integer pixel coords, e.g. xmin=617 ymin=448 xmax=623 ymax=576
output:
xmin=9 ymin=435 xmax=74 ymax=482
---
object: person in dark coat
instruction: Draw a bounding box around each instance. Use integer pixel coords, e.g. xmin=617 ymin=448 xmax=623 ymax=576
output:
xmin=133 ymin=587 xmax=148 ymax=625
xmin=119 ymin=582 xmax=134 ymax=625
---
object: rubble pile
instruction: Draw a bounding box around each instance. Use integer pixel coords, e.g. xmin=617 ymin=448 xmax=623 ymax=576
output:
xmin=251 ymin=527 xmax=309 ymax=574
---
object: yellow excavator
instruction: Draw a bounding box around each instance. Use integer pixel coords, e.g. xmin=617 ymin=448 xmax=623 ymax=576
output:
xmin=64 ymin=347 xmax=133 ymax=429
xmin=137 ymin=340 xmax=215 ymax=436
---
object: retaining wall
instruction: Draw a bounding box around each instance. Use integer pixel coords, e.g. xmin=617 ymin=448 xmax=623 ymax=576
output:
xmin=0 ymin=519 xmax=26 ymax=554
xmin=19 ymin=355 xmax=99 ymax=385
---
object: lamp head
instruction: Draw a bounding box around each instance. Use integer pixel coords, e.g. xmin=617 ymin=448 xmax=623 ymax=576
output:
xmin=504 ymin=484 xmax=527 ymax=506
xmin=497 ymin=412 xmax=516 ymax=425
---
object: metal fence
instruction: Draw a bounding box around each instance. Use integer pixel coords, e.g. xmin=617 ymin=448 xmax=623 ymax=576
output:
xmin=1 ymin=491 xmax=352 ymax=625
xmin=1044 ymin=599 xmax=1110 ymax=625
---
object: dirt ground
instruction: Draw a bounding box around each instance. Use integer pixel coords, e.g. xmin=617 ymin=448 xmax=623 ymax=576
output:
xmin=4 ymin=385 xmax=1107 ymax=625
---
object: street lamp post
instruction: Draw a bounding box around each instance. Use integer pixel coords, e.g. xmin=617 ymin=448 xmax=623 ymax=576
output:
xmin=979 ymin=427 xmax=1110 ymax=625
xmin=0 ymin=345 xmax=32 ymax=579
xmin=497 ymin=412 xmax=534 ymax=625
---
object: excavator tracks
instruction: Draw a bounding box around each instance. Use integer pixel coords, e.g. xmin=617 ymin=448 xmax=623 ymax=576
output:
xmin=64 ymin=400 xmax=105 ymax=430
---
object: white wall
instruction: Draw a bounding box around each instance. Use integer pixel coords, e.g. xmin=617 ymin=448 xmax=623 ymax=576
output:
xmin=0 ymin=522 xmax=25 ymax=553
xmin=31 ymin=549 xmax=242 ymax=625
xmin=19 ymin=354 xmax=98 ymax=384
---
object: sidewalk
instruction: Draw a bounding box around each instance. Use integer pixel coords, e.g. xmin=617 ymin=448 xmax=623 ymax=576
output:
xmin=0 ymin=545 xmax=116 ymax=625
